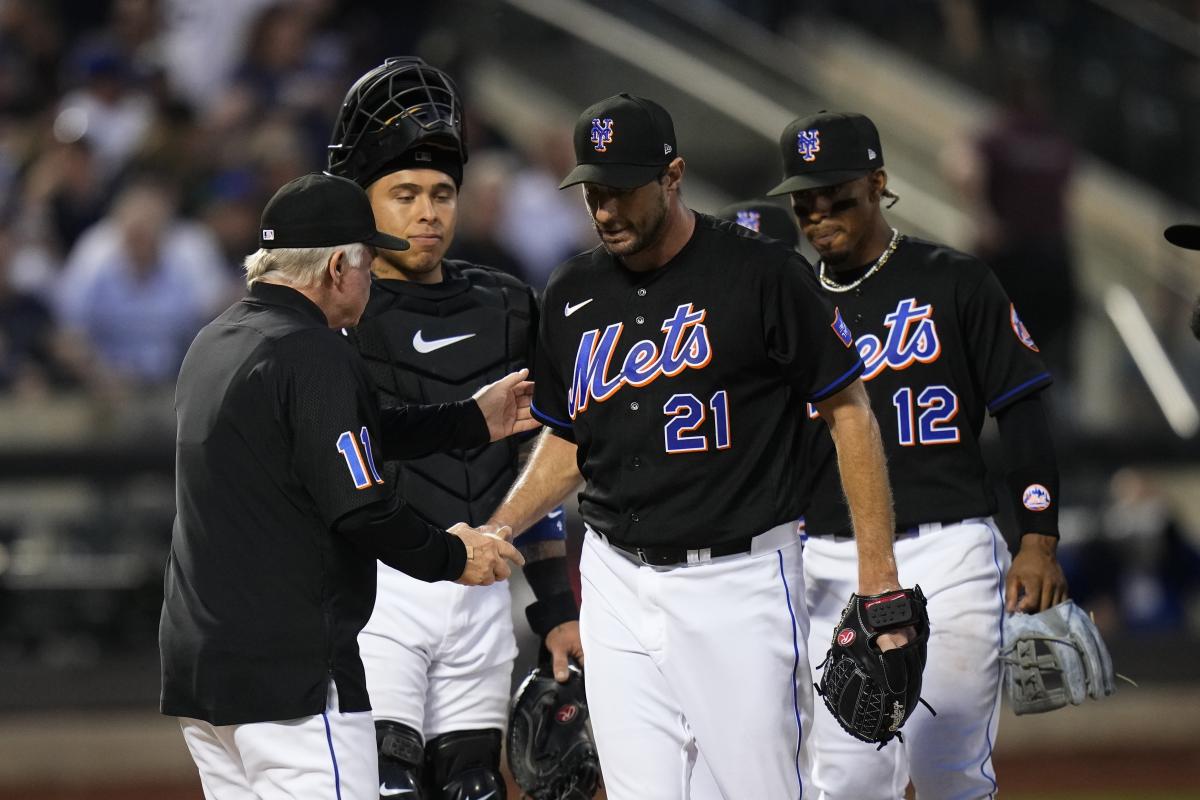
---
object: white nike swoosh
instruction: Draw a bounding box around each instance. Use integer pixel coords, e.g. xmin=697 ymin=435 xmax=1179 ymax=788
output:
xmin=379 ymin=787 xmax=415 ymax=797
xmin=548 ymin=509 xmax=564 ymax=518
xmin=564 ymin=298 xmax=593 ymax=317
xmin=413 ymin=330 xmax=476 ymax=354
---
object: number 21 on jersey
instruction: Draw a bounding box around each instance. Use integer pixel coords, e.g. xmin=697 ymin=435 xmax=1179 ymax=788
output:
xmin=664 ymin=390 xmax=731 ymax=453
xmin=336 ymin=427 xmax=384 ymax=489
xmin=892 ymin=385 xmax=959 ymax=446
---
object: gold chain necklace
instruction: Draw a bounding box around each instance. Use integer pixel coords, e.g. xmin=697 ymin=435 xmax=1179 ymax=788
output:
xmin=818 ymin=228 xmax=902 ymax=293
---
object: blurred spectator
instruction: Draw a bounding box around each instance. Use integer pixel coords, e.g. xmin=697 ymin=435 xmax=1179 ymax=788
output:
xmin=0 ymin=0 xmax=64 ymax=115
xmin=159 ymin=0 xmax=277 ymax=113
xmin=1071 ymin=469 xmax=1200 ymax=633
xmin=0 ymin=222 xmax=58 ymax=395
xmin=55 ymin=176 xmax=232 ymax=389
xmin=445 ymin=150 xmax=526 ymax=278
xmin=198 ymin=169 xmax=264 ymax=279
xmin=53 ymin=43 xmax=156 ymax=180
xmin=20 ymin=137 xmax=108 ymax=257
xmin=498 ymin=126 xmax=593 ymax=288
xmin=945 ymin=71 xmax=1078 ymax=384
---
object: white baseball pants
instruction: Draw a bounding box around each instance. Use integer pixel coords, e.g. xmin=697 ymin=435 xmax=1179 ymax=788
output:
xmin=579 ymin=523 xmax=813 ymax=800
xmin=179 ymin=682 xmax=377 ymax=800
xmin=803 ymin=518 xmax=1012 ymax=800
xmin=358 ymin=565 xmax=517 ymax=740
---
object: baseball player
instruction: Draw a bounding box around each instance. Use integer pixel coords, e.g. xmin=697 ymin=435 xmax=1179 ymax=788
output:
xmin=716 ymin=199 xmax=801 ymax=250
xmin=766 ymin=111 xmax=1069 ymax=799
xmin=326 ymin=58 xmax=582 ymax=799
xmin=160 ymin=173 xmax=531 ymax=800
xmin=479 ymin=93 xmax=913 ymax=800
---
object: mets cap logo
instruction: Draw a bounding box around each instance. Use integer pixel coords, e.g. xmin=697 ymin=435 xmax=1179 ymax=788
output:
xmin=591 ymin=117 xmax=614 ymax=152
xmin=797 ymin=129 xmax=820 ymax=162
xmin=735 ymin=210 xmax=762 ymax=233
xmin=1023 ymin=484 xmax=1052 ymax=512
xmin=1010 ymin=304 xmax=1039 ymax=352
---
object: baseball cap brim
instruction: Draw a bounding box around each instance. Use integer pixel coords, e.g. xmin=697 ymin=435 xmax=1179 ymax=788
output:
xmin=765 ymin=168 xmax=873 ymax=197
xmin=1164 ymin=224 xmax=1200 ymax=251
xmin=558 ymin=162 xmax=664 ymax=190
xmin=365 ymin=230 xmax=410 ymax=251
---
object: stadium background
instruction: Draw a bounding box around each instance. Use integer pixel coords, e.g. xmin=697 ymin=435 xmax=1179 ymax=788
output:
xmin=0 ymin=0 xmax=1198 ymax=797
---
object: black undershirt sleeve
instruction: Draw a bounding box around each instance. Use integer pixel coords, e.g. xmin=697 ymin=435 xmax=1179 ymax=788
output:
xmin=994 ymin=392 xmax=1060 ymax=538
xmin=379 ymin=400 xmax=489 ymax=460
xmin=334 ymin=493 xmax=468 ymax=582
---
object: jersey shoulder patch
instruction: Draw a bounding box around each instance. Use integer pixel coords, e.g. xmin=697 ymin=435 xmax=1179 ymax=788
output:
xmin=1010 ymin=304 xmax=1040 ymax=351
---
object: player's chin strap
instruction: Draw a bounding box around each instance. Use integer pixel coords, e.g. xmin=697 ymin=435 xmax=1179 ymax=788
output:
xmin=813 ymin=652 xmax=939 ymax=750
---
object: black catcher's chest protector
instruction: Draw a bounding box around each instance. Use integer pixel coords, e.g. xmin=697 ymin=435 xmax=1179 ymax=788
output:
xmin=350 ymin=262 xmax=536 ymax=528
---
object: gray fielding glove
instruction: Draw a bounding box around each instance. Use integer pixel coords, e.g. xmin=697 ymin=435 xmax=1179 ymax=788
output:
xmin=1001 ymin=599 xmax=1117 ymax=715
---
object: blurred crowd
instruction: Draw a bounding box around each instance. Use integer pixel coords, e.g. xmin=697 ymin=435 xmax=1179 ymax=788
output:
xmin=0 ymin=0 xmax=1196 ymax=669
xmin=0 ymin=0 xmax=592 ymax=402
xmin=814 ymin=0 xmax=1200 ymax=208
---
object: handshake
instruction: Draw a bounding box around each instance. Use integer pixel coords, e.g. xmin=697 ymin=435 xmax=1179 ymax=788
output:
xmin=448 ymin=523 xmax=525 ymax=586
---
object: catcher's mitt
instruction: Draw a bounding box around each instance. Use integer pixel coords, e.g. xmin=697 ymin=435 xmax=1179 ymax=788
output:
xmin=816 ymin=586 xmax=931 ymax=746
xmin=1001 ymin=599 xmax=1117 ymax=715
xmin=506 ymin=663 xmax=600 ymax=800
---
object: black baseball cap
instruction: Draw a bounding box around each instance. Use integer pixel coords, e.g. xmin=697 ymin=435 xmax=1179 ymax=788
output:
xmin=766 ymin=111 xmax=884 ymax=196
xmin=258 ymin=172 xmax=409 ymax=251
xmin=558 ymin=93 xmax=677 ymax=190
xmin=1165 ymin=224 xmax=1200 ymax=250
xmin=715 ymin=200 xmax=800 ymax=249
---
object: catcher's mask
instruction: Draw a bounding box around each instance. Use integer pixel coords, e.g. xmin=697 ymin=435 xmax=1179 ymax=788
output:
xmin=327 ymin=56 xmax=467 ymax=188
xmin=507 ymin=663 xmax=600 ymax=800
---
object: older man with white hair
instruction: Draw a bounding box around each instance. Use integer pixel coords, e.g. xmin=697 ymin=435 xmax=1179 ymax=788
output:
xmin=160 ymin=172 xmax=540 ymax=800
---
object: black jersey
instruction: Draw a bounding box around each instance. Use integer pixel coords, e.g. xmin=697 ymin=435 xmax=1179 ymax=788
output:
xmin=531 ymin=213 xmax=864 ymax=549
xmin=802 ymin=236 xmax=1052 ymax=537
xmin=161 ymin=283 xmax=388 ymax=725
xmin=350 ymin=260 xmax=537 ymax=527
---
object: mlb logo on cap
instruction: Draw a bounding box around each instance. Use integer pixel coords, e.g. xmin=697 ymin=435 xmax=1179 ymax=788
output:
xmin=262 ymin=229 xmax=275 ymax=241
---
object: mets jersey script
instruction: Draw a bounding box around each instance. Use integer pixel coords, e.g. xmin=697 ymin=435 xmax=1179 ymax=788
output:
xmin=530 ymin=213 xmax=864 ymax=548
xmin=802 ymin=236 xmax=1052 ymax=535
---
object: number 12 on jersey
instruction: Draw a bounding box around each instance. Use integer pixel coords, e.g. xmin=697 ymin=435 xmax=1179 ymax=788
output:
xmin=336 ymin=427 xmax=384 ymax=489
xmin=663 ymin=390 xmax=731 ymax=453
xmin=892 ymin=385 xmax=960 ymax=446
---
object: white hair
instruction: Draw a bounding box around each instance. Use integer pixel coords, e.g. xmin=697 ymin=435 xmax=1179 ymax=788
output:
xmin=242 ymin=243 xmax=370 ymax=289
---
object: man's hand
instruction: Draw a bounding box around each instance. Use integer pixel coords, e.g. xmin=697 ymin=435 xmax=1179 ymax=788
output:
xmin=545 ymin=621 xmax=584 ymax=682
xmin=449 ymin=523 xmax=526 ymax=586
xmin=1006 ymin=533 xmax=1068 ymax=613
xmin=473 ymin=369 xmax=540 ymax=441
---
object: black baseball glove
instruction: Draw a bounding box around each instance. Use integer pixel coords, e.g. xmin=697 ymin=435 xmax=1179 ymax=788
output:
xmin=815 ymin=586 xmax=931 ymax=746
xmin=507 ymin=663 xmax=600 ymax=800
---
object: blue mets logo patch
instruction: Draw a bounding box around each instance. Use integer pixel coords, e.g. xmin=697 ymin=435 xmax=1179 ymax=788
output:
xmin=591 ymin=117 xmax=614 ymax=152
xmin=797 ymin=129 xmax=820 ymax=162
xmin=1010 ymin=304 xmax=1039 ymax=352
xmin=1023 ymin=483 xmax=1052 ymax=512
xmin=735 ymin=210 xmax=762 ymax=233
xmin=831 ymin=307 xmax=854 ymax=347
